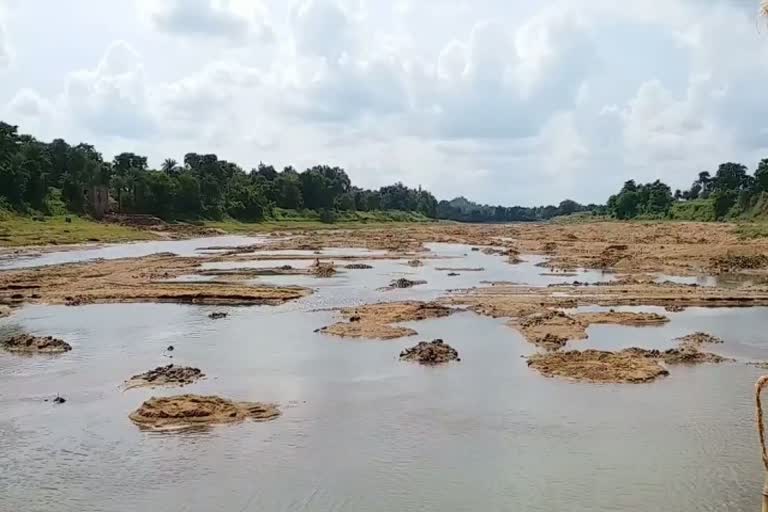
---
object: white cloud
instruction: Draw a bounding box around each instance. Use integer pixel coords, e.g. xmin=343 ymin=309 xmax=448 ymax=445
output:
xmin=142 ymin=0 xmax=274 ymax=44
xmin=6 ymin=88 xmax=52 ymax=118
xmin=0 ymin=17 xmax=9 ymax=69
xmin=290 ymin=0 xmax=353 ymax=60
xmin=65 ymin=41 xmax=156 ymax=138
xmin=1 ymin=0 xmax=767 ymax=205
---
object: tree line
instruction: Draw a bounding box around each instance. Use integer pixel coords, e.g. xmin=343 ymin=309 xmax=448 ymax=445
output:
xmin=435 ymin=196 xmax=595 ymax=222
xmin=0 ymin=121 xmax=438 ymax=221
xmin=606 ymin=160 xmax=768 ymax=221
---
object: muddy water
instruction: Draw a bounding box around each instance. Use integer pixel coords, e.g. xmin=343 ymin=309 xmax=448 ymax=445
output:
xmin=1 ymin=242 xmax=766 ymax=511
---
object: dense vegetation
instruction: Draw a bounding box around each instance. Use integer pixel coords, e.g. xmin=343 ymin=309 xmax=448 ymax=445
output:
xmin=3 ymin=119 xmax=768 ymax=225
xmin=606 ymin=160 xmax=768 ymax=221
xmin=0 ymin=121 xmax=438 ymax=222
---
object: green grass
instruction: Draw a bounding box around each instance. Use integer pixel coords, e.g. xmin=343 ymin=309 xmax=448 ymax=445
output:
xmin=733 ymin=223 xmax=768 ymax=239
xmin=0 ymin=209 xmax=435 ymax=247
xmin=0 ymin=213 xmax=156 ymax=247
xmin=207 ymin=209 xmax=435 ymax=233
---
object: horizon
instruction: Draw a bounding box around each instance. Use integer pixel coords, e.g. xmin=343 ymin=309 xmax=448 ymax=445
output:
xmin=0 ymin=0 xmax=767 ymax=206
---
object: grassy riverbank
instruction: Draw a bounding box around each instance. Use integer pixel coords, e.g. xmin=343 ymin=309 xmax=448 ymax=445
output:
xmin=0 ymin=214 xmax=156 ymax=247
xmin=0 ymin=209 xmax=435 ymax=247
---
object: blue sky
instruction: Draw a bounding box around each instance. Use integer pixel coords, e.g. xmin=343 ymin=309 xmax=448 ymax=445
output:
xmin=0 ymin=0 xmax=767 ymax=205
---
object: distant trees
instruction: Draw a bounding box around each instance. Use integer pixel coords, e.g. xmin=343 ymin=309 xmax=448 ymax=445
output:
xmin=435 ymin=196 xmax=592 ymax=222
xmin=608 ymin=159 xmax=768 ymax=221
xmin=0 ymin=121 xmax=440 ymax=223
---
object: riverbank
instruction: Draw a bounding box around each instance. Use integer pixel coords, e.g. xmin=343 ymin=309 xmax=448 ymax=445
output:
xmin=0 ymin=210 xmax=437 ymax=248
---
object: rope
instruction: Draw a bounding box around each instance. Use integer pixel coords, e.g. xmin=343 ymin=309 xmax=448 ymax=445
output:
xmin=755 ymin=376 xmax=768 ymax=498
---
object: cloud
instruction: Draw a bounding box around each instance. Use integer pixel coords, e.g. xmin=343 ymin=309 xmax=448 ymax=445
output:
xmin=157 ymin=60 xmax=264 ymax=127
xmin=6 ymin=89 xmax=52 ymax=118
xmin=143 ymin=0 xmax=274 ymax=43
xmin=65 ymin=41 xmax=156 ymax=138
xmin=290 ymin=0 xmax=353 ymax=60
xmin=0 ymin=18 xmax=10 ymax=68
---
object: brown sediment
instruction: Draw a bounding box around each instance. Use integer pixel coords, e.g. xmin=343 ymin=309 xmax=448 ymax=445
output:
xmin=0 ymin=254 xmax=312 ymax=308
xmin=573 ymin=311 xmax=669 ymax=327
xmin=407 ymin=259 xmax=424 ymax=267
xmin=2 ymin=334 xmax=72 ymax=353
xmin=400 ymin=339 xmax=460 ymax=365
xmin=312 ymin=262 xmax=337 ymax=278
xmin=317 ymin=301 xmax=453 ymax=340
xmin=446 ymin=280 xmax=768 ymax=314
xmin=128 ymin=394 xmax=280 ymax=430
xmin=527 ymin=350 xmax=669 ymax=383
xmin=0 ymin=305 xmax=10 ymax=318
xmin=621 ymin=347 xmax=731 ymax=365
xmin=675 ymin=332 xmax=724 ymax=346
xmin=123 ymin=364 xmax=204 ymax=389
xmin=511 ymin=310 xmax=587 ymax=349
xmin=491 ymin=306 xmax=669 ymax=349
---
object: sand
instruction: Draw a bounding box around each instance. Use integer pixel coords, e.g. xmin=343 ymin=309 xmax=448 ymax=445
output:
xmin=0 ymin=254 xmax=311 ymax=308
xmin=129 ymin=395 xmax=280 ymax=430
xmin=317 ymin=302 xmax=453 ymax=340
xmin=527 ymin=350 xmax=670 ymax=383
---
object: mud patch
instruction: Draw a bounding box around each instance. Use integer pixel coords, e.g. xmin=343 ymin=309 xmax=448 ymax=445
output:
xmin=2 ymin=334 xmax=72 ymax=353
xmin=527 ymin=350 xmax=669 ymax=383
xmin=124 ymin=364 xmax=205 ymax=389
xmin=129 ymin=394 xmax=280 ymax=430
xmin=344 ymin=263 xmax=373 ymax=269
xmin=400 ymin=339 xmax=460 ymax=365
xmin=208 ymin=312 xmax=228 ymax=320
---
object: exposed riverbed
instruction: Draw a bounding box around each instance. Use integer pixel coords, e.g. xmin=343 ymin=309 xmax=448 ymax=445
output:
xmin=2 ymin=226 xmax=768 ymax=511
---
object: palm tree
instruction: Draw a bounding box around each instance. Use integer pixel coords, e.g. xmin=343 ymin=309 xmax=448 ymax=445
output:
xmin=161 ymin=158 xmax=178 ymax=174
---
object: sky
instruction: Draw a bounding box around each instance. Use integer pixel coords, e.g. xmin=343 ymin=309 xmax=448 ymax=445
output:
xmin=0 ymin=0 xmax=767 ymax=206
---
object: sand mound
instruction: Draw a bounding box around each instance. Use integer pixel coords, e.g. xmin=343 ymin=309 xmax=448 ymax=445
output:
xmin=400 ymin=339 xmax=460 ymax=365
xmin=514 ymin=310 xmax=586 ymax=348
xmin=124 ymin=365 xmax=204 ymax=389
xmin=574 ymin=311 xmax=669 ymax=326
xmin=317 ymin=301 xmax=453 ymax=340
xmin=129 ymin=394 xmax=280 ymax=430
xmin=621 ymin=347 xmax=730 ymax=365
xmin=528 ymin=350 xmax=669 ymax=383
xmin=675 ymin=332 xmax=724 ymax=346
xmin=2 ymin=334 xmax=72 ymax=353
xmin=313 ymin=263 xmax=337 ymax=278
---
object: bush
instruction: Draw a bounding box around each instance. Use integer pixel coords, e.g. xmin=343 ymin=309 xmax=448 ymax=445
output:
xmin=319 ymin=208 xmax=337 ymax=224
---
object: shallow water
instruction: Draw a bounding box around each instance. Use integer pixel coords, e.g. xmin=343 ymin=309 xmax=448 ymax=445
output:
xmin=1 ymin=240 xmax=766 ymax=512
xmin=0 ymin=235 xmax=268 ymax=270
